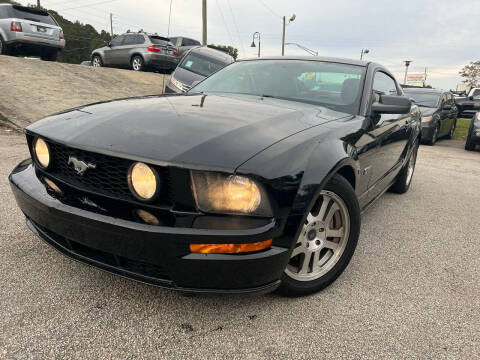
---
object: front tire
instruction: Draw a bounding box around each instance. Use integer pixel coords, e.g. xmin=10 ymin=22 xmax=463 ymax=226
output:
xmin=131 ymin=55 xmax=144 ymax=71
xmin=465 ymin=129 xmax=475 ymax=151
xmin=278 ymin=174 xmax=361 ymax=297
xmin=390 ymin=141 xmax=419 ymax=194
xmin=92 ymin=55 xmax=103 ymax=67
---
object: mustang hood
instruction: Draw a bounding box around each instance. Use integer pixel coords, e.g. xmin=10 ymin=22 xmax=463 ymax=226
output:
xmin=27 ymin=94 xmax=347 ymax=171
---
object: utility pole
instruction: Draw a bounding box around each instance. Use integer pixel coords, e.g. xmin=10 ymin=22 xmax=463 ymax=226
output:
xmin=424 ymin=67 xmax=427 ymax=87
xmin=281 ymin=14 xmax=296 ymax=56
xmin=37 ymin=0 xmax=40 ymax=7
xmin=403 ymin=60 xmax=412 ymax=85
xmin=110 ymin=13 xmax=114 ymax=38
xmin=202 ymin=0 xmax=207 ymax=45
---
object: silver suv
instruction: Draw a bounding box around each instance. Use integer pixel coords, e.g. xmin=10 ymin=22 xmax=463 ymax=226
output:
xmin=0 ymin=4 xmax=65 ymax=61
xmin=91 ymin=32 xmax=179 ymax=72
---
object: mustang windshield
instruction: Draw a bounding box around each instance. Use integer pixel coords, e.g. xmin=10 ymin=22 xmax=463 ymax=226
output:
xmin=404 ymin=92 xmax=440 ymax=108
xmin=190 ymin=60 xmax=366 ymax=113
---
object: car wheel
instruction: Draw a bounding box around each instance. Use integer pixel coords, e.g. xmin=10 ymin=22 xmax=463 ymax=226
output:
xmin=92 ymin=55 xmax=103 ymax=67
xmin=465 ymin=129 xmax=475 ymax=151
xmin=428 ymin=122 xmax=439 ymax=146
xmin=447 ymin=120 xmax=456 ymax=139
xmin=41 ymin=50 xmax=58 ymax=61
xmin=131 ymin=55 xmax=144 ymax=71
xmin=278 ymin=174 xmax=360 ymax=297
xmin=390 ymin=141 xmax=419 ymax=194
xmin=0 ymin=36 xmax=9 ymax=55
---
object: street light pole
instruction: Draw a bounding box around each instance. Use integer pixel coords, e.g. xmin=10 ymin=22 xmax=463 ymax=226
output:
xmin=403 ymin=60 xmax=412 ymax=85
xmin=281 ymin=14 xmax=296 ymax=56
xmin=250 ymin=32 xmax=261 ymax=57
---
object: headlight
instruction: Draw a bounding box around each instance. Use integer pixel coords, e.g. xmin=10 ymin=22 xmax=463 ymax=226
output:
xmin=128 ymin=162 xmax=159 ymax=201
xmin=190 ymin=171 xmax=272 ymax=216
xmin=170 ymin=75 xmax=184 ymax=90
xmin=33 ymin=138 xmax=50 ymax=168
xmin=421 ymin=116 xmax=432 ymax=123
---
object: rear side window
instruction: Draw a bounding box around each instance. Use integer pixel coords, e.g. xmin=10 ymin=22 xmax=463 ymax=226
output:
xmin=182 ymin=38 xmax=198 ymax=46
xmin=123 ymin=35 xmax=145 ymax=45
xmin=11 ymin=5 xmax=57 ymax=25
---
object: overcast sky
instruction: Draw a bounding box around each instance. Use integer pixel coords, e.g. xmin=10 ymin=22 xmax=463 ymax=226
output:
xmin=18 ymin=0 xmax=480 ymax=89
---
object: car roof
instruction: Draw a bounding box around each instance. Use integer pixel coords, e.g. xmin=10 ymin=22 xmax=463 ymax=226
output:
xmin=188 ymin=46 xmax=234 ymax=62
xmin=238 ymin=56 xmax=370 ymax=67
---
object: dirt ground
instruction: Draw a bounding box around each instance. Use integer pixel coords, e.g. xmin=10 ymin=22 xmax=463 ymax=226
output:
xmin=0 ymin=55 xmax=167 ymax=129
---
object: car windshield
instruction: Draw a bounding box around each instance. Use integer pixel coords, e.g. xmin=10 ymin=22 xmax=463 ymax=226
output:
xmin=11 ymin=6 xmax=57 ymax=25
xmin=472 ymin=89 xmax=480 ymax=99
xmin=404 ymin=92 xmax=440 ymax=108
xmin=180 ymin=52 xmax=228 ymax=77
xmin=190 ymin=60 xmax=366 ymax=113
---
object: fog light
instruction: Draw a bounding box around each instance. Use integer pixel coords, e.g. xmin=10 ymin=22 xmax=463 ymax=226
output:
xmin=189 ymin=239 xmax=273 ymax=254
xmin=44 ymin=178 xmax=62 ymax=195
xmin=135 ymin=209 xmax=160 ymax=226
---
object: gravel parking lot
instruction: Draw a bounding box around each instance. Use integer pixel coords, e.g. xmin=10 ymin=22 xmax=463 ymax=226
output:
xmin=1 ymin=131 xmax=479 ymax=359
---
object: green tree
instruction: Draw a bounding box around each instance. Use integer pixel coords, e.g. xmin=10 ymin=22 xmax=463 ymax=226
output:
xmin=459 ymin=61 xmax=480 ymax=88
xmin=210 ymin=45 xmax=238 ymax=60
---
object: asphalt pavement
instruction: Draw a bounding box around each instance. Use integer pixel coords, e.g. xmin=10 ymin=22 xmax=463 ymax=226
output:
xmin=1 ymin=131 xmax=479 ymax=359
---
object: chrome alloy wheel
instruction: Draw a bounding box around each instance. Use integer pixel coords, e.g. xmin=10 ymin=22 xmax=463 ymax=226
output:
xmin=92 ymin=57 xmax=101 ymax=67
xmin=132 ymin=57 xmax=142 ymax=71
xmin=406 ymin=147 xmax=417 ymax=186
xmin=286 ymin=190 xmax=350 ymax=281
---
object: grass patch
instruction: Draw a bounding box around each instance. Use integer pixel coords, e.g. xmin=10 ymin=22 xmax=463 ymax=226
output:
xmin=453 ymin=118 xmax=471 ymax=140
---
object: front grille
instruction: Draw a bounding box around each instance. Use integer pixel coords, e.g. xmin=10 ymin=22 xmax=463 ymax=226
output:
xmin=37 ymin=140 xmax=172 ymax=206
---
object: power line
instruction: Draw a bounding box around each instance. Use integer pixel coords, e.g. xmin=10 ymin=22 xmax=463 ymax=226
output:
xmin=56 ymin=0 xmax=121 ymax=12
xmin=216 ymin=0 xmax=234 ymax=47
xmin=257 ymin=0 xmax=281 ymax=19
xmin=226 ymin=0 xmax=245 ymax=54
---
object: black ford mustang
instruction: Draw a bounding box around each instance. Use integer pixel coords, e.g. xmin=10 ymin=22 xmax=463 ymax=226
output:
xmin=9 ymin=57 xmax=421 ymax=296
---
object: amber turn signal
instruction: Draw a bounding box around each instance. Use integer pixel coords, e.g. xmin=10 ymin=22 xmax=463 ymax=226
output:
xmin=189 ymin=239 xmax=273 ymax=254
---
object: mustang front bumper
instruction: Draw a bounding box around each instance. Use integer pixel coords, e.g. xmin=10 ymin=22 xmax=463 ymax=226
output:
xmin=9 ymin=160 xmax=290 ymax=294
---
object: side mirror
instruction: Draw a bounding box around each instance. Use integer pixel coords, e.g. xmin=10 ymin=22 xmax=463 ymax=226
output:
xmin=443 ymin=104 xmax=452 ymax=110
xmin=371 ymin=95 xmax=411 ymax=115
xmin=469 ymin=96 xmax=474 ymax=101
xmin=107 ymin=42 xmax=112 ymax=47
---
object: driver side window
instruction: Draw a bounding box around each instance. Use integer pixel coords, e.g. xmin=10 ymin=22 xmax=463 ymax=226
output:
xmin=372 ymin=72 xmax=399 ymax=102
xmin=110 ymin=36 xmax=124 ymax=47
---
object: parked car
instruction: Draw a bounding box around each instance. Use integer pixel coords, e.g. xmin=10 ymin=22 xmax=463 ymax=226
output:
xmin=91 ymin=32 xmax=179 ymax=71
xmin=404 ymin=88 xmax=457 ymax=145
xmin=465 ymin=112 xmax=480 ymax=151
xmin=168 ymin=36 xmax=201 ymax=57
xmin=165 ymin=46 xmax=234 ymax=93
xmin=0 ymin=4 xmax=65 ymax=61
xmin=455 ymin=88 xmax=480 ymax=118
xmin=9 ymin=57 xmax=420 ymax=297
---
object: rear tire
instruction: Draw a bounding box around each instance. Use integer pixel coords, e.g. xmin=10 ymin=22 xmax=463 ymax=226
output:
xmin=278 ymin=174 xmax=361 ymax=297
xmin=427 ymin=122 xmax=439 ymax=146
xmin=92 ymin=55 xmax=103 ymax=67
xmin=0 ymin=36 xmax=9 ymax=55
xmin=41 ymin=50 xmax=58 ymax=61
xmin=131 ymin=55 xmax=144 ymax=71
xmin=390 ymin=141 xmax=419 ymax=194
xmin=447 ymin=119 xmax=456 ymax=139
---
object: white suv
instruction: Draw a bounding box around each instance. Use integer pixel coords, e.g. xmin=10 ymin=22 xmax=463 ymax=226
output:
xmin=0 ymin=4 xmax=65 ymax=61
